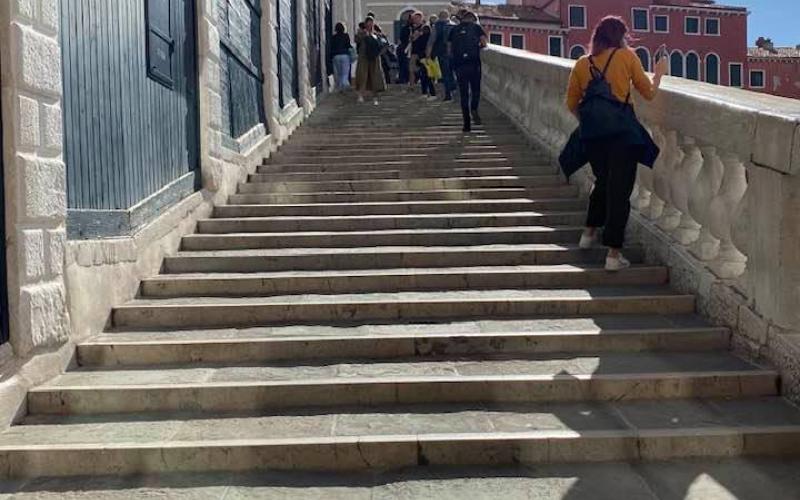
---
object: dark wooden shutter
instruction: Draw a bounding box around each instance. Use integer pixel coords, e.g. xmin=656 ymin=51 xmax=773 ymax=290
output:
xmin=307 ymin=0 xmax=322 ymax=90
xmin=146 ymin=0 xmax=175 ymax=88
xmin=277 ymin=0 xmax=299 ymax=107
xmin=219 ymin=0 xmax=266 ymax=137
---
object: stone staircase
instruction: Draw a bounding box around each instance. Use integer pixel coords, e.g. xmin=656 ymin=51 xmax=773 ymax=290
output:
xmin=2 ymin=91 xmax=800 ymax=489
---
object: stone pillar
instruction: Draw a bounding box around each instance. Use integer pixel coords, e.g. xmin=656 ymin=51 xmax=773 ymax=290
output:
xmin=197 ymin=0 xmax=227 ymax=195
xmin=0 ymin=0 xmax=70 ymax=359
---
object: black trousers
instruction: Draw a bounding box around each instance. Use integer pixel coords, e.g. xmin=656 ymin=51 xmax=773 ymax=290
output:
xmin=584 ymin=137 xmax=639 ymax=249
xmin=455 ymin=63 xmax=481 ymax=127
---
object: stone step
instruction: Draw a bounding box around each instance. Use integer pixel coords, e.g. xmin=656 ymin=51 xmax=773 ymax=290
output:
xmin=278 ymin=139 xmax=526 ymax=151
xmin=213 ymin=198 xmax=585 ymax=217
xmin=252 ymin=165 xmax=556 ymax=182
xmin=3 ymin=398 xmax=798 ymax=478
xmin=196 ymin=212 xmax=585 ymax=233
xmin=181 ymin=226 xmax=585 ymax=250
xmin=227 ymin=186 xmax=580 ymax=204
xmin=5 ymin=459 xmax=800 ymax=496
xmin=236 ymin=176 xmax=565 ymax=195
xmin=261 ymin=157 xmax=550 ymax=173
xmin=112 ymin=287 xmax=694 ymax=328
xmin=27 ymin=352 xmax=774 ymax=415
xmin=139 ymin=265 xmax=668 ymax=298
xmin=282 ymin=137 xmax=528 ymax=149
xmin=164 ymin=245 xmax=641 ymax=273
xmin=266 ymin=147 xmax=544 ymax=163
xmin=79 ymin=315 xmax=729 ymax=366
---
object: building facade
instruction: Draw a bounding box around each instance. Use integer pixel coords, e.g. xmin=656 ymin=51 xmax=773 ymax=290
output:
xmin=0 ymin=0 xmax=347 ymax=415
xmin=480 ymin=0 xmax=800 ymax=99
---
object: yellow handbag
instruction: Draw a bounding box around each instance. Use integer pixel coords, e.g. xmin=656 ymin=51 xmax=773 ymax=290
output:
xmin=422 ymin=58 xmax=442 ymax=80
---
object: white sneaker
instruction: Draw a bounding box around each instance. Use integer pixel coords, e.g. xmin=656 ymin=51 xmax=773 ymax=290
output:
xmin=357 ymin=95 xmax=364 ymax=103
xmin=578 ymin=232 xmax=596 ymax=249
xmin=605 ymin=254 xmax=631 ymax=272
xmin=373 ymin=99 xmax=379 ymax=106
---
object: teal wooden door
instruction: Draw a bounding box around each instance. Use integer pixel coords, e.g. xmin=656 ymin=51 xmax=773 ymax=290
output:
xmin=61 ymin=0 xmax=199 ymax=229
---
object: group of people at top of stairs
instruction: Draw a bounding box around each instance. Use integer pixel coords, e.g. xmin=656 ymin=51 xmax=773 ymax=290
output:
xmin=329 ymin=9 xmax=488 ymax=132
xmin=331 ymin=13 xmax=669 ymax=271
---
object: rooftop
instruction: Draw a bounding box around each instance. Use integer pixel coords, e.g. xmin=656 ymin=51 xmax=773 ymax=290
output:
xmin=748 ymin=46 xmax=800 ymax=59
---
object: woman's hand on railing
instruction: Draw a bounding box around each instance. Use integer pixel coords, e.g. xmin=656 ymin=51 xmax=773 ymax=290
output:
xmin=653 ymin=57 xmax=668 ymax=89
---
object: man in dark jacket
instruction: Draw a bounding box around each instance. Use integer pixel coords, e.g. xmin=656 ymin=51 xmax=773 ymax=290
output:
xmin=448 ymin=10 xmax=487 ymax=132
xmin=427 ymin=11 xmax=456 ymax=100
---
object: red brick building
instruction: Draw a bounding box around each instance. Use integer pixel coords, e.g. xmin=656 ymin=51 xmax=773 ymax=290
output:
xmin=474 ymin=0 xmax=800 ymax=99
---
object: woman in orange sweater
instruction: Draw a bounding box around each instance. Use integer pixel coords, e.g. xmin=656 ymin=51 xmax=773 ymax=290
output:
xmin=566 ymin=16 xmax=667 ymax=271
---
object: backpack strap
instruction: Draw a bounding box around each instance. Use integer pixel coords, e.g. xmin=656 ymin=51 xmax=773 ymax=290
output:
xmin=588 ymin=48 xmax=619 ymax=80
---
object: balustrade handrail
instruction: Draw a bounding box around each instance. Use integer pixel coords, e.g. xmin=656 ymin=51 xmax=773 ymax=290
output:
xmin=481 ymin=45 xmax=800 ymax=333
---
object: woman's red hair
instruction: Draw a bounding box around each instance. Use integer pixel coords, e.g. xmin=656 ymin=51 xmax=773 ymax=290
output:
xmin=589 ymin=16 xmax=631 ymax=56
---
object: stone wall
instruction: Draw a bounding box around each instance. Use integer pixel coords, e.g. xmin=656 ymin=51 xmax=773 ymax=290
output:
xmin=0 ymin=0 xmax=73 ymax=429
xmin=481 ymin=45 xmax=800 ymax=402
xmin=0 ymin=0 xmax=338 ymax=429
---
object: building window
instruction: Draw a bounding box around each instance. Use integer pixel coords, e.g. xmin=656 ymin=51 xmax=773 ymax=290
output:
xmin=635 ymin=47 xmax=650 ymax=71
xmin=569 ymin=45 xmax=586 ymax=60
xmin=632 ymin=8 xmax=649 ymax=31
xmin=729 ymin=63 xmax=743 ymax=87
xmin=705 ymin=54 xmax=720 ymax=84
xmin=489 ymin=32 xmax=503 ymax=46
xmin=569 ymin=5 xmax=586 ymax=28
xmin=750 ymin=69 xmax=765 ymax=88
xmin=686 ymin=52 xmax=700 ymax=80
xmin=705 ymin=18 xmax=720 ymax=36
xmin=670 ymin=51 xmax=684 ymax=77
xmin=511 ymin=34 xmax=525 ymax=49
xmin=685 ymin=16 xmax=700 ymax=35
xmin=548 ymin=36 xmax=563 ymax=57
xmin=654 ymin=15 xmax=669 ymax=33
xmin=146 ymin=0 xmax=174 ymax=88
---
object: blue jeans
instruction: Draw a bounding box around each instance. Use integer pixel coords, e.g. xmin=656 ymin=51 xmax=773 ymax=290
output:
xmin=333 ymin=54 xmax=351 ymax=90
xmin=439 ymin=56 xmax=456 ymax=97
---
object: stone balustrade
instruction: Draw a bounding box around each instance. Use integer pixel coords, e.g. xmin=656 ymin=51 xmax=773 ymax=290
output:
xmin=482 ymin=46 xmax=800 ymax=393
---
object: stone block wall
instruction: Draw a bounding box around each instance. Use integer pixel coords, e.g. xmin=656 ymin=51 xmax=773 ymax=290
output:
xmin=0 ymin=0 xmax=70 ymax=361
xmin=0 ymin=0 xmax=340 ymax=428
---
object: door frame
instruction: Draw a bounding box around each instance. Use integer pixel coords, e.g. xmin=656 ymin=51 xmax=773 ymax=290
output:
xmin=0 ymin=50 xmax=8 ymax=344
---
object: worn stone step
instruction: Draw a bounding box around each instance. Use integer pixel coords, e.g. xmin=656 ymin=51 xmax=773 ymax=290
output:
xmin=259 ymin=158 xmax=551 ymax=175
xmin=227 ymin=186 xmax=580 ymax=204
xmin=181 ymin=226 xmax=585 ymax=250
xmin=165 ymin=245 xmax=642 ymax=273
xmin=139 ymin=265 xmax=668 ymax=298
xmin=252 ymin=166 xmax=556 ymax=182
xmin=237 ymin=176 xmax=565 ymax=195
xmin=27 ymin=352 xmax=774 ymax=415
xmin=213 ymin=198 xmax=586 ymax=217
xmin=5 ymin=459 xmax=800 ymax=497
xmin=266 ymin=148 xmax=545 ymax=163
xmin=112 ymin=287 xmax=694 ymax=328
xmin=3 ymin=398 xmax=798 ymax=478
xmin=279 ymin=139 xmax=527 ymax=152
xmin=80 ymin=315 xmax=729 ymax=366
xmin=197 ymin=212 xmax=585 ymax=233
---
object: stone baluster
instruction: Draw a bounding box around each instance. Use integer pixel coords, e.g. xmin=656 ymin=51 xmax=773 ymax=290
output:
xmin=632 ymin=125 xmax=655 ymax=214
xmin=708 ymin=153 xmax=748 ymax=278
xmin=669 ymin=136 xmax=703 ymax=244
xmin=688 ymin=145 xmax=723 ymax=260
xmin=654 ymin=129 xmax=682 ymax=231
xmin=637 ymin=125 xmax=665 ymax=220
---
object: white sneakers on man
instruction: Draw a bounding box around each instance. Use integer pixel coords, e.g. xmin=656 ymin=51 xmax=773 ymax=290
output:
xmin=605 ymin=254 xmax=631 ymax=271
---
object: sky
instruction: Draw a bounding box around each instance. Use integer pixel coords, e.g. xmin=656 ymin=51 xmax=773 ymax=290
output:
xmin=721 ymin=0 xmax=798 ymax=46
xmin=477 ymin=0 xmax=799 ymax=46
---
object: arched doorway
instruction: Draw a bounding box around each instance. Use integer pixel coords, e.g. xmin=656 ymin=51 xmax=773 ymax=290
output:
xmin=686 ymin=52 xmax=700 ymax=80
xmin=705 ymin=53 xmax=720 ymax=84
xmin=635 ymin=47 xmax=650 ymax=71
xmin=569 ymin=45 xmax=586 ymax=60
xmin=670 ymin=51 xmax=684 ymax=77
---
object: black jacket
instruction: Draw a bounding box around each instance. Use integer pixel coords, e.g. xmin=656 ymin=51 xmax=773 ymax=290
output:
xmin=559 ymin=122 xmax=660 ymax=179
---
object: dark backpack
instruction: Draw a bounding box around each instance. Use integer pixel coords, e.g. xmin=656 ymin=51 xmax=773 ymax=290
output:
xmin=432 ymin=21 xmax=452 ymax=57
xmin=451 ymin=24 xmax=481 ymax=66
xmin=578 ymin=49 xmax=634 ymax=140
